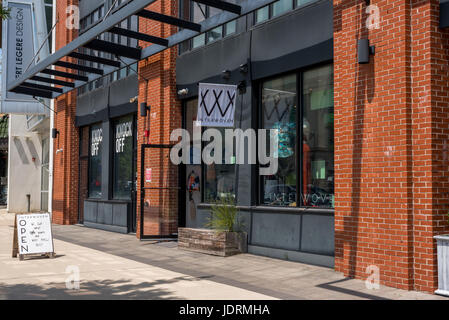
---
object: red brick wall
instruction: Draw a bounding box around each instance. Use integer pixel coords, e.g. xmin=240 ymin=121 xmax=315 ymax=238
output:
xmin=52 ymin=0 xmax=79 ymax=225
xmin=334 ymin=0 xmax=449 ymax=293
xmin=136 ymin=0 xmax=182 ymax=238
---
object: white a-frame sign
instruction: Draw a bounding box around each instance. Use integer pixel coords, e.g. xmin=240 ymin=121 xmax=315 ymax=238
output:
xmin=12 ymin=213 xmax=55 ymax=260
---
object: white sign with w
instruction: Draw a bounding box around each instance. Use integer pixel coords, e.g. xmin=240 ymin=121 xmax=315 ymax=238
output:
xmin=196 ymin=83 xmax=237 ymax=127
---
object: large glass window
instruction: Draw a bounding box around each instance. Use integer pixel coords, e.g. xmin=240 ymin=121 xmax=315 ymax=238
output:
xmin=89 ymin=124 xmax=103 ymax=198
xmin=260 ymin=64 xmax=334 ymax=208
xmin=204 ymin=127 xmax=236 ymax=203
xmin=184 ymin=99 xmax=236 ymax=203
xmin=261 ymin=74 xmax=298 ymax=206
xmin=113 ymin=115 xmax=135 ymax=200
xmin=302 ymin=65 xmax=334 ymax=208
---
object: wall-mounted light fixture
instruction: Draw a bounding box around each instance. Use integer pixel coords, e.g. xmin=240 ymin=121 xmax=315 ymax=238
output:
xmin=51 ymin=128 xmax=59 ymax=139
xmin=140 ymin=102 xmax=151 ymax=117
xmin=239 ymin=63 xmax=248 ymax=74
xmin=358 ymin=39 xmax=375 ymax=64
xmin=238 ymin=80 xmax=247 ymax=94
xmin=222 ymin=69 xmax=231 ymax=80
xmin=178 ymin=88 xmax=189 ymax=96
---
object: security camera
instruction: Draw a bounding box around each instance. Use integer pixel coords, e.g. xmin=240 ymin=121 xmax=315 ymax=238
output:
xmin=178 ymin=88 xmax=189 ymax=96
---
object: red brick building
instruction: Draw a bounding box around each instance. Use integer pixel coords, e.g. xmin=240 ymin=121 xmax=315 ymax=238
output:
xmin=334 ymin=0 xmax=449 ymax=293
xmin=10 ymin=0 xmax=449 ymax=295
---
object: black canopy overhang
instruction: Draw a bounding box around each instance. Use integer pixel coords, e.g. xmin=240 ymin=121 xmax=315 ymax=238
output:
xmin=8 ymin=0 xmax=279 ymax=99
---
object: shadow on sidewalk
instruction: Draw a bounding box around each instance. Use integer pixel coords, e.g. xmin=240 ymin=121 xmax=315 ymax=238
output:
xmin=0 ymin=276 xmax=199 ymax=300
xmin=316 ymin=278 xmax=390 ymax=300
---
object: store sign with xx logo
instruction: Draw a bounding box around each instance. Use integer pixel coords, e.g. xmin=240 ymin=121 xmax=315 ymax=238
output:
xmin=196 ymin=83 xmax=237 ymax=128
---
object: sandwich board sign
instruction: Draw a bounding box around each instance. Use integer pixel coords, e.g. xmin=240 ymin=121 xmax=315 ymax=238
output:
xmin=12 ymin=213 xmax=55 ymax=260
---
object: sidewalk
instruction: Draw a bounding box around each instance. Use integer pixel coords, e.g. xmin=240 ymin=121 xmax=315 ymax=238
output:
xmin=0 ymin=211 xmax=446 ymax=300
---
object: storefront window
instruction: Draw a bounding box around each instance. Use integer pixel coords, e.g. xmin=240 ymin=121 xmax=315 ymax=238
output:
xmin=113 ymin=115 xmax=135 ymax=200
xmin=204 ymin=127 xmax=236 ymax=203
xmin=260 ymin=64 xmax=334 ymax=208
xmin=261 ymin=74 xmax=297 ymax=206
xmin=302 ymin=65 xmax=334 ymax=208
xmin=89 ymin=124 xmax=103 ymax=198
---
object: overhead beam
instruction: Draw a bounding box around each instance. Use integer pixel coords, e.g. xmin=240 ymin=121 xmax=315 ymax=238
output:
xmin=41 ymin=69 xmax=89 ymax=82
xmin=8 ymin=0 xmax=160 ymax=92
xmin=54 ymin=61 xmax=104 ymax=75
xmin=68 ymin=52 xmax=121 ymax=68
xmin=10 ymin=86 xmax=54 ymax=99
xmin=136 ymin=9 xmax=202 ymax=32
xmin=192 ymin=0 xmax=241 ymax=15
xmin=21 ymin=82 xmax=64 ymax=93
xmin=83 ymin=39 xmax=142 ymax=60
xmin=8 ymin=0 xmax=279 ymax=97
xmin=109 ymin=27 xmax=169 ymax=47
xmin=31 ymin=76 xmax=75 ymax=88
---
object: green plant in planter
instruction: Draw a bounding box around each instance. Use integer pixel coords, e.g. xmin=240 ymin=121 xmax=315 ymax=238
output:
xmin=206 ymin=197 xmax=239 ymax=232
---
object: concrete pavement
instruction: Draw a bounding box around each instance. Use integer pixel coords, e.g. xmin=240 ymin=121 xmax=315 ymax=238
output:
xmin=0 ymin=212 xmax=275 ymax=300
xmin=0 ymin=211 xmax=447 ymax=300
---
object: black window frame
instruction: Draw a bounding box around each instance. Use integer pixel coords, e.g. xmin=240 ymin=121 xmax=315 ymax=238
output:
xmin=111 ymin=113 xmax=137 ymax=201
xmin=88 ymin=122 xmax=104 ymax=199
xmin=257 ymin=62 xmax=334 ymax=209
xmin=201 ymin=127 xmax=237 ymax=204
xmin=182 ymin=98 xmax=237 ymax=204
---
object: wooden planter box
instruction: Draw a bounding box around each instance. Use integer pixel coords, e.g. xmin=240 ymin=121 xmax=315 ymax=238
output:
xmin=435 ymin=235 xmax=449 ymax=297
xmin=178 ymin=228 xmax=248 ymax=257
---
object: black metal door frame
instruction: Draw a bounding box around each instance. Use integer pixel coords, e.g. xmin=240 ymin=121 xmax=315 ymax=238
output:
xmin=130 ymin=114 xmax=138 ymax=233
xmin=140 ymin=144 xmax=180 ymax=240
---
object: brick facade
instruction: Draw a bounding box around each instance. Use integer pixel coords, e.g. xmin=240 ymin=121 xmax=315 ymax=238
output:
xmin=52 ymin=0 xmax=79 ymax=225
xmin=136 ymin=1 xmax=182 ymax=238
xmin=334 ymin=0 xmax=449 ymax=293
xmin=50 ymin=0 xmax=449 ymax=294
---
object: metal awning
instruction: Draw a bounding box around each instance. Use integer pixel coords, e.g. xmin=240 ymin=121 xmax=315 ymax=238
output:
xmin=7 ymin=0 xmax=278 ymax=99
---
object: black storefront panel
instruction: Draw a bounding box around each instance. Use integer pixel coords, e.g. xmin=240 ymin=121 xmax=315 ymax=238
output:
xmin=176 ymin=0 xmax=334 ymax=265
